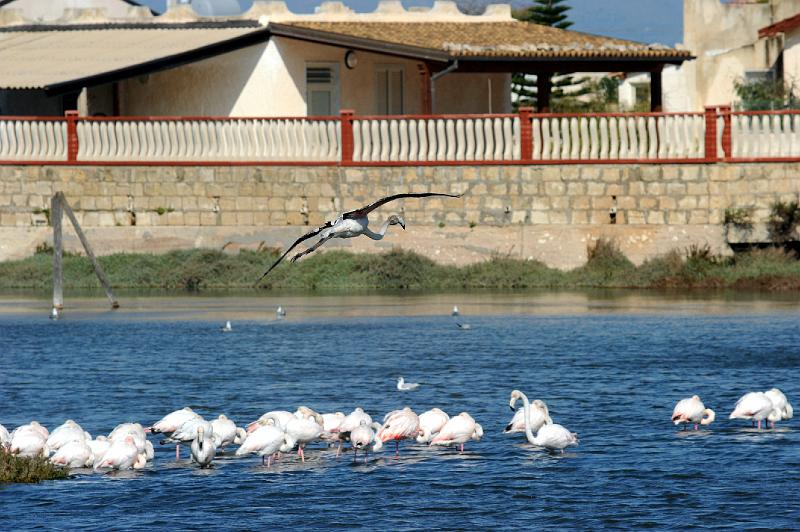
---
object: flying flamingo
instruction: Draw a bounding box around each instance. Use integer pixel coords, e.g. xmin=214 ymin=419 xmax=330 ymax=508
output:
xmin=378 ymin=407 xmax=420 ymax=456
xmin=730 ymin=391 xmax=775 ymax=430
xmin=416 ymin=408 xmax=450 ymax=444
xmin=764 ymin=388 xmax=793 ymax=428
xmin=257 ymin=192 xmax=461 ymax=281
xmin=671 ymin=395 xmax=715 ymax=430
xmin=510 ymin=390 xmax=578 ymax=452
xmin=504 ymin=399 xmax=552 ymax=435
xmin=429 ymin=412 xmax=483 ymax=453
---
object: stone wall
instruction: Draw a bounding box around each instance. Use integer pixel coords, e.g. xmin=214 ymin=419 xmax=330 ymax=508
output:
xmin=0 ymin=162 xmax=798 ymax=269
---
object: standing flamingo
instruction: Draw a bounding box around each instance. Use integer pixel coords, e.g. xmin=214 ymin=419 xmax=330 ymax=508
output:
xmin=94 ymin=436 xmax=144 ymax=471
xmin=349 ymin=421 xmax=384 ymax=462
xmin=191 ymin=427 xmax=217 ymax=468
xmin=236 ymin=422 xmax=288 ymax=467
xmin=764 ymin=388 xmax=793 ymax=428
xmin=730 ymin=391 xmax=774 ymax=430
xmin=504 ymin=399 xmax=553 ymax=435
xmin=429 ymin=412 xmax=483 ymax=453
xmin=211 ymin=414 xmax=246 ymax=453
xmin=671 ymin=395 xmax=715 ymax=430
xmin=378 ymin=407 xmax=420 ymax=456
xmin=510 ymin=390 xmax=578 ymax=452
xmin=416 ymin=408 xmax=450 ymax=444
xmin=335 ymin=408 xmax=372 ymax=457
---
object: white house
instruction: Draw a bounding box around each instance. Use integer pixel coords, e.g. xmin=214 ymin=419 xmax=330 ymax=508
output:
xmin=0 ymin=0 xmax=690 ymax=118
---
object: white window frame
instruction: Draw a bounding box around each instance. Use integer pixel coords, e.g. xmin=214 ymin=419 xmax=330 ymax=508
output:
xmin=375 ymin=64 xmax=405 ymax=115
xmin=305 ymin=62 xmax=340 ymax=116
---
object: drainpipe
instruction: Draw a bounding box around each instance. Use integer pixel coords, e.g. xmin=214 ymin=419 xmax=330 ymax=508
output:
xmin=430 ymin=60 xmax=458 ymax=114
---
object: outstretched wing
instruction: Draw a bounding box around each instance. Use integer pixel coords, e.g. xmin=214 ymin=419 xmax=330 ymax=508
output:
xmin=256 ymin=221 xmax=333 ymax=283
xmin=343 ymin=192 xmax=461 ymax=219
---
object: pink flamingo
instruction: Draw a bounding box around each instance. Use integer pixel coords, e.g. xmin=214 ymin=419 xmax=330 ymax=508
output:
xmin=377 ymin=407 xmax=420 ymax=456
xmin=430 ymin=412 xmax=483 ymax=453
xmin=671 ymin=395 xmax=715 ymax=430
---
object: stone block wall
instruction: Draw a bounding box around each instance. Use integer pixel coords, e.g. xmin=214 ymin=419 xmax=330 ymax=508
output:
xmin=0 ymin=162 xmax=798 ymax=268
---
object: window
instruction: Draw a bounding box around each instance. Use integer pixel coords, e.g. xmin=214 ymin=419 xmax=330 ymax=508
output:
xmin=375 ymin=65 xmax=404 ymax=115
xmin=306 ymin=63 xmax=339 ymax=115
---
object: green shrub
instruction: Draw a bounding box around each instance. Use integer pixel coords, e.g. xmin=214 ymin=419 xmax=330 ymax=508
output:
xmin=0 ymin=452 xmax=69 ymax=483
xmin=767 ymin=198 xmax=800 ymax=243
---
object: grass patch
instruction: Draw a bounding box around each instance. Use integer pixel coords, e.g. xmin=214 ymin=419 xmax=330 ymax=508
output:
xmin=0 ymin=451 xmax=69 ymax=483
xmin=1 ymin=244 xmax=799 ymax=291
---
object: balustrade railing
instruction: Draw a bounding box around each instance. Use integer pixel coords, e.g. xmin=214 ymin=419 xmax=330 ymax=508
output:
xmin=1 ymin=106 xmax=799 ymax=165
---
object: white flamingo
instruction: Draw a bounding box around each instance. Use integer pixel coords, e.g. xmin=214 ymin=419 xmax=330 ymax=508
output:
xmin=504 ymin=399 xmax=552 ymax=435
xmin=160 ymin=416 xmax=213 ymax=459
xmin=429 ymin=412 xmax=483 ymax=453
xmin=46 ymin=420 xmax=88 ymax=451
xmin=236 ymin=423 xmax=288 ymax=467
xmin=0 ymin=423 xmax=10 ymax=449
xmin=283 ymin=415 xmax=323 ymax=463
xmin=335 ymin=408 xmax=373 ymax=457
xmin=730 ymin=391 xmax=774 ymax=430
xmin=87 ymin=436 xmax=111 ymax=464
xmin=510 ymin=390 xmax=578 ymax=452
xmin=9 ymin=422 xmax=49 ymax=458
xmin=671 ymin=395 xmax=716 ymax=430
xmin=94 ymin=435 xmax=144 ymax=471
xmin=211 ymin=414 xmax=246 ymax=452
xmin=258 ymin=192 xmax=460 ymax=280
xmin=149 ymin=407 xmax=199 ymax=435
xmin=191 ymin=427 xmax=217 ymax=468
xmin=349 ymin=421 xmax=384 ymax=462
xmin=378 ymin=407 xmax=421 ymax=456
xmin=50 ymin=440 xmax=93 ymax=468
xmin=416 ymin=408 xmax=450 ymax=443
xmin=765 ymin=388 xmax=793 ymax=428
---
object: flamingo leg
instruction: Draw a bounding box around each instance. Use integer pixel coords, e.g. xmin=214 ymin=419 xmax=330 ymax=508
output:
xmin=175 ymin=444 xmax=180 ymax=460
xmin=291 ymin=235 xmax=334 ymax=263
xmin=459 ymin=443 xmax=464 ymax=454
xmin=336 ymin=441 xmax=342 ymax=458
xmin=267 ymin=455 xmax=272 ymax=468
xmin=757 ymin=420 xmax=762 ymax=430
xmin=694 ymin=424 xmax=698 ymax=431
xmin=299 ymin=446 xmax=305 ymax=463
xmin=771 ymin=421 xmax=775 ymax=429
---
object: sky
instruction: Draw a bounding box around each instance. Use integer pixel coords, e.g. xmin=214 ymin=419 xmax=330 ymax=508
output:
xmin=140 ymin=0 xmax=684 ymax=46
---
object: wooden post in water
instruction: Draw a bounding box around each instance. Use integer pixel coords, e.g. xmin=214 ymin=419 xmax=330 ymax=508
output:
xmin=51 ymin=193 xmax=64 ymax=317
xmin=57 ymin=192 xmax=119 ymax=309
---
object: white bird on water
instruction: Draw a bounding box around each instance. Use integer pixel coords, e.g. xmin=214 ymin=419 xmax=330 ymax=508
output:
xmin=397 ymin=377 xmax=420 ymax=391
xmin=276 ymin=306 xmax=286 ymax=318
xmin=221 ymin=321 xmax=233 ymax=332
xmin=671 ymin=395 xmax=715 ymax=430
xmin=510 ymin=390 xmax=578 ymax=453
xmin=729 ymin=391 xmax=774 ymax=430
xmin=452 ymin=306 xmax=460 ymax=317
xmin=257 ymin=192 xmax=461 ymax=280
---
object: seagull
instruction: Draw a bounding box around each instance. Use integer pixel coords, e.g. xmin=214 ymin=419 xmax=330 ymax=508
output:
xmin=276 ymin=306 xmax=286 ymax=319
xmin=221 ymin=321 xmax=232 ymax=332
xmin=257 ymin=192 xmax=461 ymax=281
xmin=456 ymin=322 xmax=472 ymax=330
xmin=397 ymin=377 xmax=420 ymax=391
xmin=452 ymin=306 xmax=460 ymax=317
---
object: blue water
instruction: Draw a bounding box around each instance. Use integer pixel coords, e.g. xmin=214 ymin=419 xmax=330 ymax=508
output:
xmin=1 ymin=294 xmax=799 ymax=529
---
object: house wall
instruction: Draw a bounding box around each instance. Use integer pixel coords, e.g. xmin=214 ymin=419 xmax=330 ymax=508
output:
xmin=117 ymin=37 xmax=511 ymax=117
xmin=0 ymin=0 xmax=145 ymax=21
xmin=1 ymin=162 xmax=797 ymax=269
xmin=676 ymin=0 xmax=800 ymax=111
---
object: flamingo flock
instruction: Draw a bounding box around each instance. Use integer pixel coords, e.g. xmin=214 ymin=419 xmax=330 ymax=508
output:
xmin=0 ymin=387 xmax=793 ymax=473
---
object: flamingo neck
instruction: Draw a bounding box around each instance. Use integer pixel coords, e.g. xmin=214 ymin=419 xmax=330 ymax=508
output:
xmin=518 ymin=392 xmax=537 ymax=445
xmin=362 ymin=219 xmax=392 ymax=240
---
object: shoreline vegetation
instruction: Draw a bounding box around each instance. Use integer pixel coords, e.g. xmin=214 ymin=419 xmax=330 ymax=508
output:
xmin=1 ymin=240 xmax=799 ymax=291
xmin=0 ymin=451 xmax=69 ymax=483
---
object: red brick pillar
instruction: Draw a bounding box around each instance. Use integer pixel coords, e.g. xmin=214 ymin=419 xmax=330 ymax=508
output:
xmin=65 ymin=110 xmax=79 ymax=162
xmin=719 ymin=104 xmax=732 ymax=160
xmin=518 ymin=106 xmax=533 ymax=161
xmin=703 ymin=106 xmax=718 ymax=163
xmin=340 ymin=109 xmax=355 ymax=164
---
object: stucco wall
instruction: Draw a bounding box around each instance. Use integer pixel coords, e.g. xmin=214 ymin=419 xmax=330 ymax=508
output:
xmin=116 ymin=38 xmax=510 ymax=117
xmin=1 ymin=162 xmax=798 ymax=268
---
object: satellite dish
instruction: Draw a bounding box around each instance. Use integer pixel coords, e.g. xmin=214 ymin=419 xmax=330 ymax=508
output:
xmin=190 ymin=0 xmax=244 ymax=16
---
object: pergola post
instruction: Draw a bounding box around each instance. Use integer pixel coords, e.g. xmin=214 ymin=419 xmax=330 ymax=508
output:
xmin=650 ymin=66 xmax=663 ymax=112
xmin=536 ymin=74 xmax=552 ymax=113
xmin=417 ymin=63 xmax=432 ymax=114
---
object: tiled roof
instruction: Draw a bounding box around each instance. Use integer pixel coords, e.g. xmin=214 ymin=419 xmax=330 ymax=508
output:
xmin=284 ymin=21 xmax=690 ymax=60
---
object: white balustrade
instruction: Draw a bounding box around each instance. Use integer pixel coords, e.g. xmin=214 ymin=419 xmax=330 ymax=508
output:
xmin=0 ymin=119 xmax=67 ymax=161
xmin=730 ymin=112 xmax=800 ymax=159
